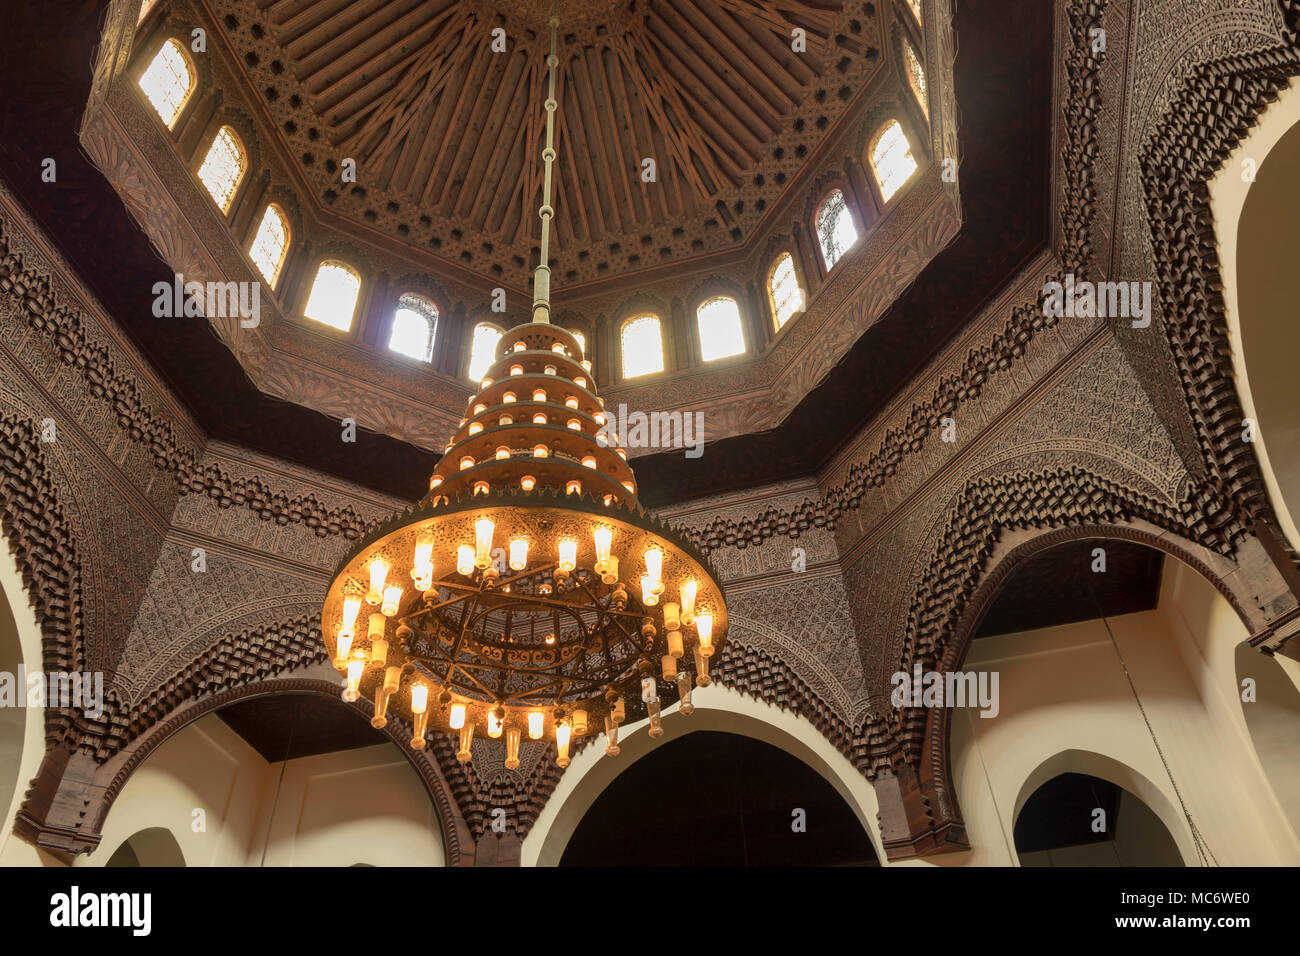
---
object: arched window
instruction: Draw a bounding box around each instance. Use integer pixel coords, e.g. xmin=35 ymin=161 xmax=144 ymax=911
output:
xmin=869 ymin=120 xmax=919 ymax=203
xmin=767 ymin=253 xmax=803 ymax=330
xmin=907 ymin=0 xmax=923 ymax=26
xmin=389 ymin=294 xmax=438 ymax=363
xmin=197 ymin=126 xmax=247 ymax=213
xmin=467 ymin=323 xmax=504 ymax=381
xmin=815 ymin=189 xmax=858 ymax=270
xmin=697 ymin=296 xmax=746 ymax=362
xmin=138 ymin=38 xmax=194 ymax=129
xmin=248 ymin=204 xmax=290 ymax=288
xmin=567 ymin=329 xmax=586 ymax=357
xmin=620 ymin=315 xmax=664 ymax=379
xmin=303 ymin=260 xmax=361 ymax=331
xmin=904 ymin=40 xmax=929 ymax=120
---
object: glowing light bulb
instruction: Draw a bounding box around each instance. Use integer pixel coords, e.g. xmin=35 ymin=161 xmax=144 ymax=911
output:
xmin=556 ymin=720 xmax=572 ymax=768
xmin=509 ymin=537 xmax=529 ymax=571
xmin=457 ymin=723 xmax=474 ymax=763
xmin=343 ymin=656 xmax=364 ymax=702
xmin=409 ymin=683 xmax=430 ymax=749
xmin=696 ymin=612 xmax=714 ymax=657
xmin=528 ymin=711 xmax=544 ymax=740
xmin=644 ymin=546 xmax=663 ymax=588
xmin=602 ymin=554 xmax=619 ymax=586
xmin=664 ymin=602 xmax=680 ymax=631
xmin=640 ymin=574 xmax=659 ymax=607
xmin=411 ymin=537 xmax=434 ymax=591
xmin=335 ymin=629 xmax=353 ymax=664
xmin=506 ymin=727 xmax=521 ymax=770
xmin=694 ymin=646 xmax=711 ymax=687
xmin=340 ymin=596 xmax=362 ymax=637
xmin=662 ymin=654 xmax=677 ymax=681
xmin=681 ymin=579 xmax=698 ymax=624
xmin=488 ymin=709 xmax=504 ymax=739
xmin=475 ymin=517 xmax=495 ymax=568
xmin=367 ymin=558 xmax=389 ymax=605
xmin=457 ymin=545 xmax=475 ymax=576
xmin=604 ymin=714 xmax=620 ymax=756
xmin=676 ymin=671 xmax=694 ymax=715
xmin=558 ymin=539 xmax=577 ymax=573
xmin=449 ymin=702 xmax=466 ymax=730
xmin=572 ymin=709 xmax=588 ymax=736
xmin=593 ymin=526 xmax=612 ymax=571
xmin=667 ymin=629 xmax=684 ymax=659
xmin=368 ymin=614 xmax=387 ymax=665
xmin=381 ymin=584 xmax=403 ymax=617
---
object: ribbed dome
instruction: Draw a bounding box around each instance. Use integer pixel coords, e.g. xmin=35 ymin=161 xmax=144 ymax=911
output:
xmin=427 ymin=323 xmax=637 ymax=506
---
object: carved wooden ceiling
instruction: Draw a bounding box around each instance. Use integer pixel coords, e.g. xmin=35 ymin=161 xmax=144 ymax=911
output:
xmin=215 ymin=0 xmax=883 ymax=288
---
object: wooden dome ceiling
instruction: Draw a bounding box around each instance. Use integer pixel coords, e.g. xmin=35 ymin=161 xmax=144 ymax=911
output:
xmin=217 ymin=0 xmax=882 ymax=287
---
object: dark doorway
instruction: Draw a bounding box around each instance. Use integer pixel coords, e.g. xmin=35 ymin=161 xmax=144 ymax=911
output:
xmin=560 ymin=731 xmax=878 ymax=866
xmin=1014 ymin=772 xmax=1183 ymax=866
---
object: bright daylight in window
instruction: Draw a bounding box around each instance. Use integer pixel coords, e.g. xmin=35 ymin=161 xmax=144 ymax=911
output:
xmin=769 ymin=253 xmax=802 ymax=329
xmin=248 ymin=205 xmax=289 ymax=287
xmin=621 ymin=315 xmax=664 ymax=378
xmin=303 ymin=261 xmax=361 ymax=331
xmin=467 ymin=323 xmax=503 ymax=380
xmin=872 ymin=120 xmax=918 ymax=202
xmin=137 ymin=39 xmax=193 ymax=128
xmin=697 ymin=297 xmax=746 ymax=362
xmin=817 ymin=190 xmax=859 ymax=269
xmin=389 ymin=295 xmax=437 ymax=363
xmin=197 ymin=127 xmax=246 ymax=213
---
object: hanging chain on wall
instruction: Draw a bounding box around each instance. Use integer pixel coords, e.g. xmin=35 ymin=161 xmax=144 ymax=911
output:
xmin=1087 ymin=584 xmax=1220 ymax=866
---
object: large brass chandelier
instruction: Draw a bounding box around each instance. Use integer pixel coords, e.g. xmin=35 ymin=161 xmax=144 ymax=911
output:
xmin=320 ymin=2 xmax=727 ymax=772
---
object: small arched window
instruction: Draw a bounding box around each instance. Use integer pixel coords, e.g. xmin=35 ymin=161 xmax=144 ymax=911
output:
xmin=567 ymin=329 xmax=586 ymax=357
xmin=303 ymin=260 xmax=361 ymax=331
xmin=621 ymin=315 xmax=664 ymax=379
xmin=467 ymin=323 xmax=504 ymax=381
xmin=767 ymin=253 xmax=802 ymax=330
xmin=869 ymin=120 xmax=919 ymax=203
xmin=248 ymin=204 xmax=290 ymax=288
xmin=904 ymin=40 xmax=928 ymax=120
xmin=816 ymin=189 xmax=859 ymax=270
xmin=389 ymin=294 xmax=438 ymax=363
xmin=697 ymin=297 xmax=746 ymax=362
xmin=138 ymin=38 xmax=194 ymax=129
xmin=197 ymin=126 xmax=247 ymax=214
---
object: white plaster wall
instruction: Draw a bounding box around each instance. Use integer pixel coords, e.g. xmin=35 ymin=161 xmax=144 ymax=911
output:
xmin=946 ymin=559 xmax=1300 ymax=866
xmin=0 ymin=528 xmax=61 ymax=867
xmin=78 ymin=714 xmax=445 ymax=867
xmin=1211 ymin=76 xmax=1300 ymax=550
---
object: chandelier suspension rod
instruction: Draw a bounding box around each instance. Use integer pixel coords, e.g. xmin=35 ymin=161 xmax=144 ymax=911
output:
xmin=531 ymin=0 xmax=561 ymax=325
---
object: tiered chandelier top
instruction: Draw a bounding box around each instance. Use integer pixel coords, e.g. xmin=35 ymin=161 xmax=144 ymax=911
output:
xmin=319 ymin=1 xmax=727 ymax=771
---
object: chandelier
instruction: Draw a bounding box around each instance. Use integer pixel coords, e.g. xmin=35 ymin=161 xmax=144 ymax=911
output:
xmin=319 ymin=2 xmax=727 ymax=772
